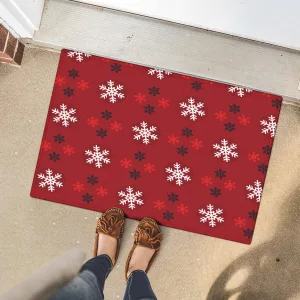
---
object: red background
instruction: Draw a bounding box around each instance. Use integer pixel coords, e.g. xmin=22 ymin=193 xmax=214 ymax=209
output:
xmin=30 ymin=49 xmax=282 ymax=244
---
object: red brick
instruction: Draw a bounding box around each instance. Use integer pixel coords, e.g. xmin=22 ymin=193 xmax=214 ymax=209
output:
xmin=0 ymin=56 xmax=14 ymax=64
xmin=5 ymin=33 xmax=17 ymax=58
xmin=0 ymin=52 xmax=10 ymax=59
xmin=0 ymin=24 xmax=25 ymax=65
xmin=14 ymin=41 xmax=25 ymax=65
xmin=0 ymin=24 xmax=8 ymax=52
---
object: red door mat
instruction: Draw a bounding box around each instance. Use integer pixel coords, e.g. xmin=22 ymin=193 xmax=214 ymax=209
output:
xmin=31 ymin=49 xmax=282 ymax=244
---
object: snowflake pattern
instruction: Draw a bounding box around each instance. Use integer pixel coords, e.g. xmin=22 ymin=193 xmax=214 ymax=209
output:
xmin=132 ymin=121 xmax=158 ymax=145
xmin=63 ymin=145 xmax=75 ymax=156
xmin=199 ymin=204 xmax=224 ymax=228
xmin=118 ymin=186 xmax=143 ymax=210
xmin=248 ymin=210 xmax=258 ymax=221
xmin=87 ymin=117 xmax=100 ymax=128
xmin=165 ymin=162 xmax=191 ymax=186
xmin=120 ymin=158 xmax=132 ymax=169
xmin=177 ymin=204 xmax=188 ymax=215
xmin=153 ymin=200 xmax=165 ymax=210
xmin=246 ymin=180 xmax=263 ymax=202
xmin=215 ymin=110 xmax=227 ymax=121
xmin=32 ymin=50 xmax=282 ymax=245
xmin=87 ymin=175 xmax=98 ymax=185
xmin=134 ymin=151 xmax=146 ymax=161
xmin=168 ymin=192 xmax=179 ymax=203
xmin=272 ymin=99 xmax=282 ymax=109
xmin=101 ymin=110 xmax=112 ymax=120
xmin=210 ymin=187 xmax=221 ymax=197
xmin=201 ymin=176 xmax=212 ymax=186
xmin=82 ymin=193 xmax=93 ymax=203
xmin=177 ymin=145 xmax=188 ymax=156
xmin=99 ymin=80 xmax=125 ymax=103
xmin=228 ymin=86 xmax=252 ymax=97
xmin=77 ymin=80 xmax=89 ymax=91
xmin=55 ymin=75 xmax=66 ymax=86
xmin=41 ymin=140 xmax=51 ymax=151
xmin=148 ymin=86 xmax=160 ymax=96
xmin=148 ymin=68 xmax=172 ymax=80
xmin=244 ymin=228 xmax=253 ymax=239
xmin=129 ymin=169 xmax=141 ymax=180
xmin=238 ymin=114 xmax=250 ymax=126
xmin=110 ymin=121 xmax=122 ymax=132
xmin=168 ymin=134 xmax=180 ymax=145
xmin=63 ymin=87 xmax=74 ymax=97
xmin=73 ymin=182 xmax=84 ymax=192
xmin=191 ymin=81 xmax=202 ymax=91
xmin=68 ymin=69 xmax=79 ymax=78
xmin=144 ymin=104 xmax=155 ymax=115
xmin=213 ymin=139 xmax=238 ymax=163
xmin=54 ymin=134 xmax=65 ymax=144
xmin=144 ymin=163 xmax=156 ymax=173
xmin=190 ymin=138 xmax=203 ymax=150
xmin=158 ymin=98 xmax=170 ymax=108
xmin=180 ymin=97 xmax=205 ymax=121
xmin=224 ymin=180 xmax=236 ymax=191
xmin=85 ymin=145 xmax=110 ymax=168
xmin=67 ymin=51 xmax=91 ymax=62
xmin=163 ymin=211 xmax=174 ymax=221
xmin=49 ymin=152 xmax=60 ymax=162
xmin=182 ymin=128 xmax=193 ymax=137
xmin=260 ymin=115 xmax=277 ymax=137
xmin=52 ymin=104 xmax=77 ymax=127
xmin=215 ymin=169 xmax=226 ymax=179
xmin=37 ymin=169 xmax=63 ymax=192
xmin=248 ymin=152 xmax=260 ymax=162
xmin=234 ymin=217 xmax=246 ymax=228
xmin=134 ymin=93 xmax=146 ymax=104
xmin=96 ymin=186 xmax=108 ymax=196
xmin=262 ymin=145 xmax=272 ymax=155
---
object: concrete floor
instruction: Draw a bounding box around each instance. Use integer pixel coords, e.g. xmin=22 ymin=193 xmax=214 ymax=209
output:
xmin=1 ymin=47 xmax=300 ymax=299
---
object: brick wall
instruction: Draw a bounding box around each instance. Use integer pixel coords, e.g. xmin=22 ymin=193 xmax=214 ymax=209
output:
xmin=0 ymin=24 xmax=25 ymax=65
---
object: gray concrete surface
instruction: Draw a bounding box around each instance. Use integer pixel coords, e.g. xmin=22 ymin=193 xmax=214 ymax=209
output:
xmin=1 ymin=47 xmax=300 ymax=299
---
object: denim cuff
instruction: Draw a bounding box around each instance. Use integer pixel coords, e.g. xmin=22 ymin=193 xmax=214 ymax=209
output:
xmin=80 ymin=254 xmax=113 ymax=287
xmin=127 ymin=270 xmax=147 ymax=281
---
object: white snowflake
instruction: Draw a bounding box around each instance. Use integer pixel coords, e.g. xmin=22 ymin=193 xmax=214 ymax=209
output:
xmin=67 ymin=51 xmax=91 ymax=62
xmin=165 ymin=162 xmax=191 ymax=186
xmin=246 ymin=180 xmax=263 ymax=202
xmin=37 ymin=169 xmax=63 ymax=192
xmin=213 ymin=139 xmax=238 ymax=163
xmin=52 ymin=104 xmax=77 ymax=127
xmin=199 ymin=204 xmax=224 ymax=227
xmin=260 ymin=115 xmax=277 ymax=137
xmin=228 ymin=86 xmax=252 ymax=97
xmin=118 ymin=186 xmax=143 ymax=210
xmin=180 ymin=97 xmax=205 ymax=121
xmin=132 ymin=121 xmax=158 ymax=145
xmin=85 ymin=145 xmax=110 ymax=168
xmin=99 ymin=80 xmax=125 ymax=104
xmin=148 ymin=68 xmax=172 ymax=80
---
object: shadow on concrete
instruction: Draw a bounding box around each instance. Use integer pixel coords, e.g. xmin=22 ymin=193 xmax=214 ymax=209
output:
xmin=207 ymin=188 xmax=300 ymax=300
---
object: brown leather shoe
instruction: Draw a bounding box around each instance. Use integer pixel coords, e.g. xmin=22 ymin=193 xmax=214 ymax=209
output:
xmin=125 ymin=217 xmax=162 ymax=280
xmin=94 ymin=207 xmax=125 ymax=265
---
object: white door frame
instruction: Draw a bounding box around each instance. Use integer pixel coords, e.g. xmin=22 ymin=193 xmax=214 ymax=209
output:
xmin=0 ymin=0 xmax=45 ymax=38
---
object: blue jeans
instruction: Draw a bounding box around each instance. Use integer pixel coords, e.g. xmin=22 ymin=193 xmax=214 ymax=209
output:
xmin=50 ymin=255 xmax=157 ymax=300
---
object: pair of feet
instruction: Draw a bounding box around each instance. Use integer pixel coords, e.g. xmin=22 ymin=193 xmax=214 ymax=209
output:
xmin=98 ymin=234 xmax=155 ymax=278
xmin=95 ymin=208 xmax=162 ymax=279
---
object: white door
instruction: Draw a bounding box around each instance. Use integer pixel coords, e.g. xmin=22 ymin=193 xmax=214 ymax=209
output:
xmin=77 ymin=0 xmax=300 ymax=51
